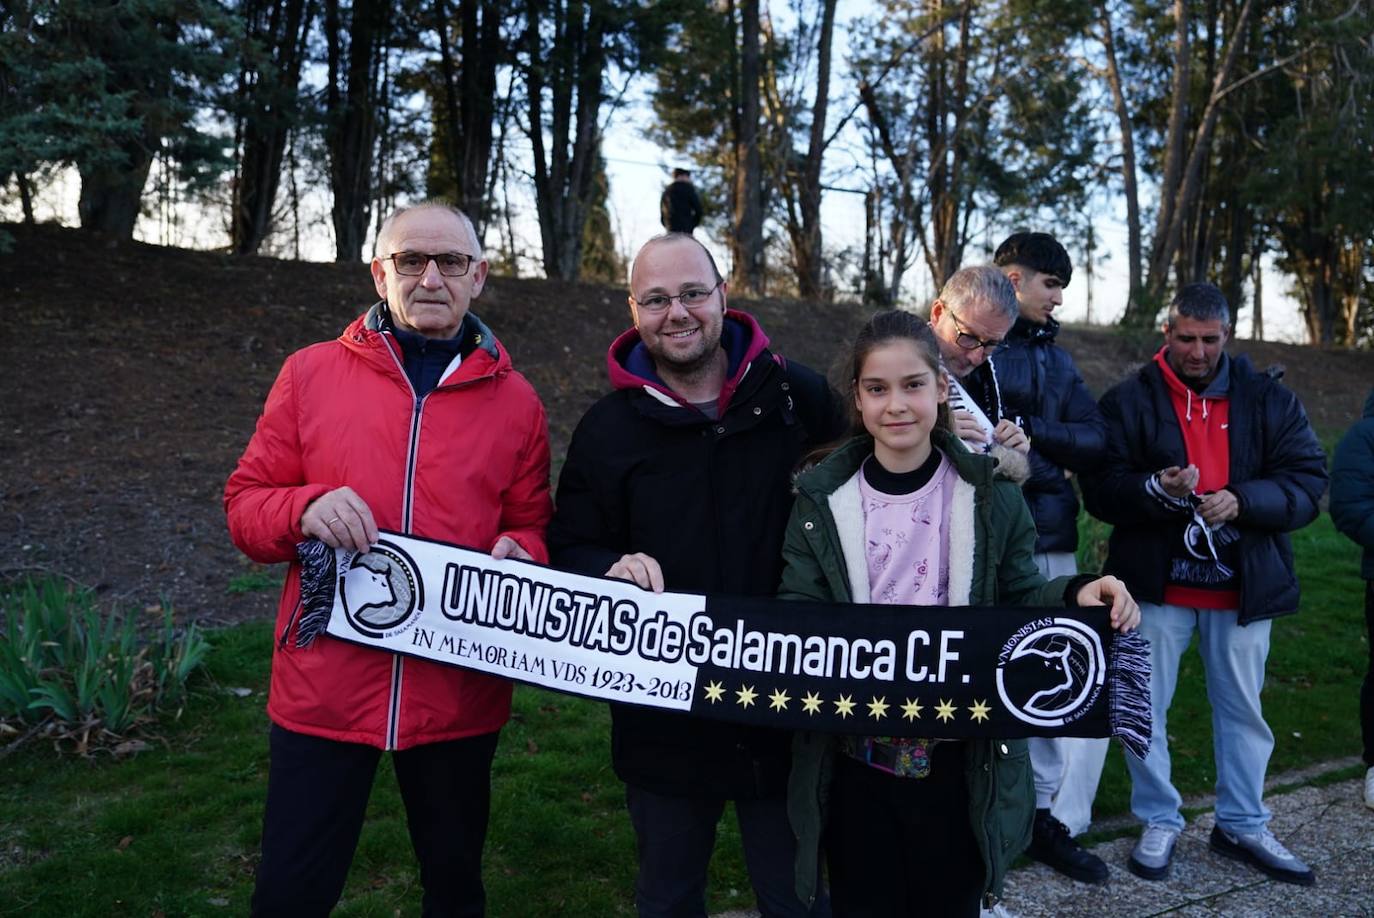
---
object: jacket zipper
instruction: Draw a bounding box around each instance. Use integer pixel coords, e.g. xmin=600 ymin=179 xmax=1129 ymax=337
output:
xmin=386 ymin=654 xmax=404 ymax=749
xmin=382 ymin=338 xmax=423 ymax=751
xmin=377 ymin=337 xmax=492 ymax=749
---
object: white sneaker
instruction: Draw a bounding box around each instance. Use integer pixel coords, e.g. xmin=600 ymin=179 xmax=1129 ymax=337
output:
xmin=1127 ymin=824 xmax=1180 ymax=880
xmin=980 ymin=904 xmax=1018 ymax=918
xmin=1364 ymin=765 xmax=1374 ymax=811
xmin=1210 ymin=825 xmax=1315 ymax=886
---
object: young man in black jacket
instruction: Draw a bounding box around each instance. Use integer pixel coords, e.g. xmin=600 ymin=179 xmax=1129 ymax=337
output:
xmin=548 ymin=233 xmax=840 ymax=917
xmin=993 ymin=232 xmax=1110 ymax=884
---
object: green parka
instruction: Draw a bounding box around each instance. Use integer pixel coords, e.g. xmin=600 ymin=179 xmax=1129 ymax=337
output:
xmin=780 ymin=431 xmax=1081 ymax=908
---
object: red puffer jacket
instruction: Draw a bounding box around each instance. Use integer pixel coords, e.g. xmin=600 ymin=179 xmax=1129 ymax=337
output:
xmin=225 ymin=307 xmax=552 ymax=750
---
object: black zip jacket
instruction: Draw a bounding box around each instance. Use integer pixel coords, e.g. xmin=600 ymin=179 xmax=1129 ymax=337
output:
xmin=994 ymin=317 xmax=1107 ymax=553
xmin=548 ymin=312 xmax=843 ymax=798
xmin=1080 ymin=353 xmax=1327 ymax=624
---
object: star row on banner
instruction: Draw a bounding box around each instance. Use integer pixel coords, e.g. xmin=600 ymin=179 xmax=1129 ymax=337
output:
xmin=700 ymin=680 xmax=992 ymax=723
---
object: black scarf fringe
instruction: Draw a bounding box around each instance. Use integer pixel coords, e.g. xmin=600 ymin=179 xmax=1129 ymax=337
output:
xmin=1108 ymin=630 xmax=1152 ymax=759
xmin=295 ymin=539 xmax=337 ymax=648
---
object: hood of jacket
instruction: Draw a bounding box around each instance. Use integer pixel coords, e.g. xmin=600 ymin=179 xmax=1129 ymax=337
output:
xmin=606 ymin=309 xmax=770 ymax=415
xmin=1365 ymin=386 xmax=1374 ymax=419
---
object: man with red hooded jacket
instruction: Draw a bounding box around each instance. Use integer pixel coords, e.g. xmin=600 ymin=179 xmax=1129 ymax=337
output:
xmin=225 ymin=201 xmax=551 ymax=916
xmin=1081 ymin=283 xmax=1326 ymax=888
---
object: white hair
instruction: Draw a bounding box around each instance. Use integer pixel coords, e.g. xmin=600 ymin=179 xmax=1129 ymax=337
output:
xmin=374 ymin=201 xmax=483 ymax=260
xmin=937 ymin=265 xmax=1019 ymax=323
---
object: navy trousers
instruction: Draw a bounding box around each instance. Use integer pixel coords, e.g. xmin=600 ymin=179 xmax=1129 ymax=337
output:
xmin=625 ymin=783 xmax=827 ymax=918
xmin=825 ymin=743 xmax=982 ymax=918
xmin=251 ymin=724 xmax=499 ymax=917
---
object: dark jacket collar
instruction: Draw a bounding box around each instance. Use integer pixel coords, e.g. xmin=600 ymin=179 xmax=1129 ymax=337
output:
xmin=1009 ymin=315 xmax=1059 ymax=344
xmin=362 ymin=300 xmax=499 ymax=360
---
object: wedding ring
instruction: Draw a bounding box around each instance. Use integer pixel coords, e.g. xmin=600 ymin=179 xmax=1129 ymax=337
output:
xmin=326 ymin=516 xmax=341 ymax=525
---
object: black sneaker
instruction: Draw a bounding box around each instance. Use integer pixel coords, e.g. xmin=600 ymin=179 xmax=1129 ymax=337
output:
xmin=1027 ymin=808 xmax=1109 ymax=883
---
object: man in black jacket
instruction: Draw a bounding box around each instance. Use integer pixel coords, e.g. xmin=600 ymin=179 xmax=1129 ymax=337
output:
xmin=993 ymin=233 xmax=1110 ymax=884
xmin=1081 ymin=284 xmax=1327 ymax=887
xmin=660 ymin=168 xmax=704 ymax=234
xmin=548 ymin=233 xmax=839 ymax=917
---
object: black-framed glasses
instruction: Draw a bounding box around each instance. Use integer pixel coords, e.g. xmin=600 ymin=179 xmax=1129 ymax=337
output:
xmin=948 ymin=308 xmax=1005 ymax=354
xmin=383 ymin=251 xmax=475 ymax=277
xmin=631 ymin=280 xmax=724 ymax=313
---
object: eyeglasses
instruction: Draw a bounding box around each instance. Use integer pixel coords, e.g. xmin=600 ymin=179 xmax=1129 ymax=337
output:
xmin=631 ymin=281 xmax=723 ymax=313
xmin=383 ymin=251 xmax=475 ymax=277
xmin=947 ymin=307 xmax=1005 ymax=355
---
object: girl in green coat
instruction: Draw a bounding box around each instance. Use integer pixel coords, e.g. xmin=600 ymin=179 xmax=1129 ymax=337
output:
xmin=779 ymin=311 xmax=1138 ymax=916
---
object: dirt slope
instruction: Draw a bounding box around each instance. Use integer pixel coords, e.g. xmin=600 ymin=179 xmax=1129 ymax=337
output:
xmin=1 ymin=223 xmax=1369 ymax=625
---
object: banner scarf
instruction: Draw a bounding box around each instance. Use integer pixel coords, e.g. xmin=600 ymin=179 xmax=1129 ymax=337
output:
xmin=296 ymin=532 xmax=1150 ymax=758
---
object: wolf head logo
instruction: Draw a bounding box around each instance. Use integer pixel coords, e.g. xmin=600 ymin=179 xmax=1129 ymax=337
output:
xmin=340 ymin=542 xmax=421 ymax=637
xmin=995 ymin=619 xmax=1105 ymax=728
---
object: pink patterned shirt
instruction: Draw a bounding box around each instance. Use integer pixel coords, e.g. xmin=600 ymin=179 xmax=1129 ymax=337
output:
xmin=846 ymin=451 xmax=958 ymax=778
xmin=859 ymin=453 xmax=956 ymax=607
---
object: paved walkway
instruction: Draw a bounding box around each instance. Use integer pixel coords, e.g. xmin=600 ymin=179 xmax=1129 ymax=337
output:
xmin=715 ymin=760 xmax=1374 ymax=917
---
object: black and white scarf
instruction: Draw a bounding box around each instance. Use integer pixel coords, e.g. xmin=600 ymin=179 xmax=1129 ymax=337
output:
xmin=295 ymin=533 xmax=1150 ymax=757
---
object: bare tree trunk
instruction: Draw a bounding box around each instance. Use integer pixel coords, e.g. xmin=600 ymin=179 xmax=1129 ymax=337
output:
xmin=1219 ymin=188 xmax=1249 ymax=311
xmin=1098 ymin=3 xmax=1142 ymax=306
xmin=1251 ymin=244 xmax=1263 ymax=340
xmin=287 ymin=129 xmax=302 ymax=259
xmin=732 ymin=0 xmax=765 ymax=294
xmin=922 ymin=0 xmax=947 ymax=287
xmin=1145 ymin=0 xmax=1256 ymax=303
xmin=16 ymin=172 xmax=35 ymax=224
xmin=1337 ymin=239 xmax=1366 ymax=346
xmin=862 ymin=188 xmax=890 ymax=306
xmin=791 ymin=0 xmax=837 ymax=299
xmin=858 ymin=79 xmax=919 ymax=304
xmin=78 ymin=134 xmax=156 ymax=237
xmin=325 ymin=0 xmax=386 ymax=262
xmin=233 ymin=0 xmax=314 ymax=256
xmin=526 ymin=0 xmax=604 ymax=281
xmin=915 ymin=0 xmax=973 ymax=290
xmin=75 ymin=14 xmax=181 ymax=239
xmin=435 ymin=0 xmax=499 ymax=236
xmin=1144 ymin=0 xmax=1191 ymax=304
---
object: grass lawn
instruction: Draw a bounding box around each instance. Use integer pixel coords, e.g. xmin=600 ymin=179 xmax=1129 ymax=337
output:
xmin=0 ymin=622 xmax=750 ymax=916
xmin=1 ymin=513 xmax=1364 ymax=916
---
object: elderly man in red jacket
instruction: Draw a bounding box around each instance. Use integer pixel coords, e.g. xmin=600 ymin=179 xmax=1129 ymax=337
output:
xmin=225 ymin=201 xmax=552 ymax=917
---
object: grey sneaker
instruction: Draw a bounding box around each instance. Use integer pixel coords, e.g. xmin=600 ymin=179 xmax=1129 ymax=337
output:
xmin=1128 ymin=824 xmax=1179 ymax=880
xmin=1209 ymin=825 xmax=1315 ymax=886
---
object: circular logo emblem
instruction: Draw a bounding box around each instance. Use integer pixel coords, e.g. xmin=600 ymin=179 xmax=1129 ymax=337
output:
xmin=995 ymin=618 xmax=1105 ymax=727
xmin=339 ymin=541 xmax=423 ymax=638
